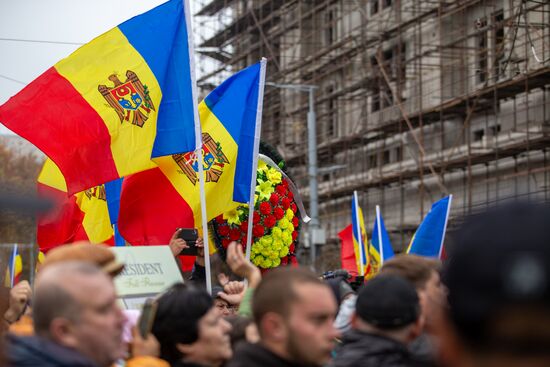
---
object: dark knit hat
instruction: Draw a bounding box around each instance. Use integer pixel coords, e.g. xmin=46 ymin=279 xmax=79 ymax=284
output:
xmin=356 ymin=274 xmax=420 ymax=329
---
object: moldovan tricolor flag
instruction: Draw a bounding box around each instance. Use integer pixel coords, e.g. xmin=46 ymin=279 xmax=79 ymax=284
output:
xmin=370 ymin=205 xmax=395 ymax=273
xmin=408 ymin=195 xmax=453 ymax=258
xmin=351 ymin=191 xmax=369 ymax=276
xmin=118 ymin=61 xmax=266 ymax=245
xmin=0 ymin=0 xmax=197 ymax=195
xmin=37 ymin=159 xmax=114 ymax=252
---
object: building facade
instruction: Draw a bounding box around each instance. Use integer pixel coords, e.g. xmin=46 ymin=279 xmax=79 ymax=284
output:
xmin=195 ymin=0 xmax=550 ymax=267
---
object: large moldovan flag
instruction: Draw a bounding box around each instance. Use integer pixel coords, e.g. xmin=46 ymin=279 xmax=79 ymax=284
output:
xmin=118 ymin=61 xmax=266 ymax=246
xmin=0 ymin=0 xmax=197 ymax=194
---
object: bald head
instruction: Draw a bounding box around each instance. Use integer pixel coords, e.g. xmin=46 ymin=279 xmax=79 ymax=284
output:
xmin=33 ymin=262 xmax=108 ymax=336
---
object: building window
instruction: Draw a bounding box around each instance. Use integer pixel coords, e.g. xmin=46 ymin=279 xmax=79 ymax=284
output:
xmin=395 ymin=146 xmax=403 ymax=162
xmin=325 ymin=8 xmax=336 ymax=45
xmin=383 ymin=0 xmax=393 ymax=9
xmin=493 ymin=10 xmax=505 ymax=79
xmin=325 ymin=86 xmax=338 ymax=138
xmin=368 ymin=154 xmax=378 ymax=169
xmin=473 ymin=129 xmax=485 ymax=142
xmin=370 ymin=0 xmax=379 ymax=15
xmin=475 ymin=17 xmax=488 ymax=84
xmin=383 ymin=150 xmax=390 ymax=165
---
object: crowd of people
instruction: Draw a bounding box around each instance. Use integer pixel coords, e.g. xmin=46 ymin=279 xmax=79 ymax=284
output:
xmin=1 ymin=201 xmax=549 ymax=367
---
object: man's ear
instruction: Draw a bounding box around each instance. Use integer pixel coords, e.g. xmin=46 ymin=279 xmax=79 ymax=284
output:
xmin=409 ymin=313 xmax=425 ymax=341
xmin=49 ymin=318 xmax=79 ymax=348
xmin=260 ymin=312 xmax=288 ymax=343
xmin=177 ymin=342 xmax=196 ymax=356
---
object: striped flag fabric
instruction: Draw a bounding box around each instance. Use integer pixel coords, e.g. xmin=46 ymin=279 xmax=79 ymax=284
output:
xmin=408 ymin=195 xmax=453 ymax=258
xmin=0 ymin=0 xmax=197 ymax=194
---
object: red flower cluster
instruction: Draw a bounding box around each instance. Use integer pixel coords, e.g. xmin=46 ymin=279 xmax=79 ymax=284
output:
xmin=213 ymin=177 xmax=300 ymax=268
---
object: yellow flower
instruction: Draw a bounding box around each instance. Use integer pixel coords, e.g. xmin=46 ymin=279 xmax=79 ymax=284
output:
xmin=223 ymin=208 xmax=242 ymax=225
xmin=285 ymin=209 xmax=294 ymax=221
xmin=253 ymin=255 xmax=264 ymax=266
xmin=256 ymin=179 xmax=274 ymax=201
xmin=279 ymin=247 xmax=289 ymax=257
xmin=282 ymin=231 xmax=292 ymax=246
xmin=273 ymin=239 xmax=284 ymax=248
xmin=260 ymin=235 xmax=273 ymax=247
xmin=267 ymin=168 xmax=282 ymax=185
xmin=263 ymin=259 xmax=273 ymax=268
xmin=272 ymin=227 xmax=282 ymax=239
xmin=278 ymin=218 xmax=290 ymax=230
xmin=258 ymin=160 xmax=268 ymax=173
xmin=272 ymin=258 xmax=281 ymax=267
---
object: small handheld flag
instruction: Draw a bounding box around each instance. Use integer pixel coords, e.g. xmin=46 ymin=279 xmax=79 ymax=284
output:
xmin=370 ymin=205 xmax=395 ymax=272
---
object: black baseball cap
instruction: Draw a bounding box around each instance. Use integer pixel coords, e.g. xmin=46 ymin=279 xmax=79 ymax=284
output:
xmin=356 ymin=274 xmax=420 ymax=329
xmin=445 ymin=201 xmax=550 ymax=353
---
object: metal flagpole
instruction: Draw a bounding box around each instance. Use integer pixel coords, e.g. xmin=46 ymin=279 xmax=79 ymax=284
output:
xmin=183 ymin=0 xmax=212 ymax=294
xmin=438 ymin=194 xmax=453 ymax=259
xmin=376 ymin=205 xmax=384 ymax=266
xmin=245 ymin=58 xmax=267 ymax=261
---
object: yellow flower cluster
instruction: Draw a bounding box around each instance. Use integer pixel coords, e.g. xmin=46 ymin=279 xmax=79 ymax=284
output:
xmin=250 ymin=208 xmax=296 ymax=269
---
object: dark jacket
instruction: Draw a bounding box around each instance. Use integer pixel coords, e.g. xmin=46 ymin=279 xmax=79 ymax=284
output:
xmin=329 ymin=329 xmax=419 ymax=367
xmin=6 ymin=333 xmax=98 ymax=367
xmin=226 ymin=342 xmax=306 ymax=367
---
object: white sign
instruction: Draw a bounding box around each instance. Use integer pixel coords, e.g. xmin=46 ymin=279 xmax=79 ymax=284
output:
xmin=111 ymin=246 xmax=183 ymax=309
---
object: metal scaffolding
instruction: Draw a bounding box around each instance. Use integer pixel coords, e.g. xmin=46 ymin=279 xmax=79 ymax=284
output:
xmin=195 ymin=0 xmax=550 ymax=267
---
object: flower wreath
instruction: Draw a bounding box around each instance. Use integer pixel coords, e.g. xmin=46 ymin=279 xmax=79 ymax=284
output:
xmin=211 ymin=142 xmax=300 ymax=269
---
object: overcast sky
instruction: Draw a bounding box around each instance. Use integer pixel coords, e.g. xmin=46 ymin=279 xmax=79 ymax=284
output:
xmin=0 ymin=0 xmax=203 ymax=134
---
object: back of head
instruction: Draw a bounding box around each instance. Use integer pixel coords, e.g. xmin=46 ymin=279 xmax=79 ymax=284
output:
xmin=381 ymin=254 xmax=441 ymax=290
xmin=445 ymin=201 xmax=550 ymax=356
xmin=356 ymin=274 xmax=420 ymax=331
xmin=252 ymin=267 xmax=324 ymax=330
xmin=33 ymin=261 xmax=104 ymax=337
xmin=151 ymin=283 xmax=213 ymax=364
xmin=40 ymin=242 xmax=124 ymax=277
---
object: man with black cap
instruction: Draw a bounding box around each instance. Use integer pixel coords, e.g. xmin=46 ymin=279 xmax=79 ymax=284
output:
xmin=329 ymin=274 xmax=424 ymax=367
xmin=439 ymin=202 xmax=550 ymax=367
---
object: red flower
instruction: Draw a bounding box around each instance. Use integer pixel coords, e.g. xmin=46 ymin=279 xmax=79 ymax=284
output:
xmin=275 ymin=184 xmax=287 ymax=196
xmin=282 ymin=179 xmax=289 ymax=187
xmin=230 ymin=228 xmax=242 ymax=241
xmin=264 ymin=215 xmax=276 ymax=228
xmin=215 ymin=215 xmax=225 ymax=224
xmin=274 ymin=207 xmax=285 ymax=220
xmin=222 ymin=239 xmax=231 ymax=248
xmin=292 ymin=217 xmax=299 ymax=228
xmin=290 ymin=203 xmax=297 ymax=213
xmin=287 ymin=190 xmax=294 ymax=200
xmin=239 ymin=220 xmax=249 ymax=233
xmin=281 ymin=197 xmax=291 ymax=210
xmin=289 ymin=243 xmax=296 ymax=253
xmin=281 ymin=256 xmax=288 ymax=265
xmin=253 ymin=211 xmax=261 ymax=224
xmin=292 ymin=231 xmax=298 ymax=241
xmin=269 ymin=193 xmax=280 ymax=205
xmin=218 ymin=225 xmax=230 ymax=236
xmin=259 ymin=202 xmax=272 ymax=215
xmin=253 ymin=224 xmax=265 ymax=238
xmin=241 ymin=236 xmax=248 ymax=247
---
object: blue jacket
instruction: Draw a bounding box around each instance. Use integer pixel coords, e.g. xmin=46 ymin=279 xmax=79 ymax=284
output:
xmin=6 ymin=333 xmax=98 ymax=367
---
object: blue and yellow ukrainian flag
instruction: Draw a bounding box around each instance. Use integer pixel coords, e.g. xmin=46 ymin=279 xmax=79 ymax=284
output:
xmin=120 ymin=60 xmax=267 ymax=231
xmin=408 ymin=195 xmax=453 ymax=258
xmin=370 ymin=205 xmax=395 ymax=273
xmin=0 ymin=0 xmax=196 ymax=195
xmin=351 ymin=191 xmax=369 ymax=276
